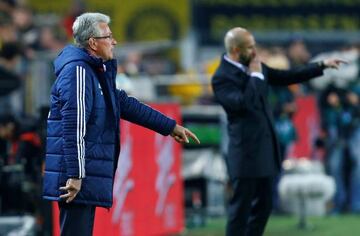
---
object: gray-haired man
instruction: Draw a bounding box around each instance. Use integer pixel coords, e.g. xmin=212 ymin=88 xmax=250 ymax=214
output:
xmin=42 ymin=12 xmax=199 ymax=235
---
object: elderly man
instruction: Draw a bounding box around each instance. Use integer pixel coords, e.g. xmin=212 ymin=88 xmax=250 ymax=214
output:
xmin=42 ymin=12 xmax=199 ymax=235
xmin=211 ymin=27 xmax=345 ymax=236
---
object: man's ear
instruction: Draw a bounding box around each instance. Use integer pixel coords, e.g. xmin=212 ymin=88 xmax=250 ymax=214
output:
xmin=88 ymin=38 xmax=97 ymax=51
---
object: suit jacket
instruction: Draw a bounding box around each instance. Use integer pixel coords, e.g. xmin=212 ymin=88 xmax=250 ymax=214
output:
xmin=211 ymin=56 xmax=324 ymax=178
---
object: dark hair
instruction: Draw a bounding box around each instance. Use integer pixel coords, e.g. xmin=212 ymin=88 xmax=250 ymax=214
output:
xmin=0 ymin=42 xmax=22 ymax=60
xmin=0 ymin=114 xmax=17 ymax=126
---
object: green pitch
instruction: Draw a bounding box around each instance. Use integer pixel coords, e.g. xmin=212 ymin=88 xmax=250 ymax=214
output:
xmin=184 ymin=215 xmax=360 ymax=236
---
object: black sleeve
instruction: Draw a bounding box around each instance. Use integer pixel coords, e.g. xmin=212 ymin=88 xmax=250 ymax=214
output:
xmin=266 ymin=62 xmax=324 ymax=86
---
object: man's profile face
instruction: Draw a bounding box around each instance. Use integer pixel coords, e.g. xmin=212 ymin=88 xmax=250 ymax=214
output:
xmin=92 ymin=22 xmax=117 ymax=61
xmin=237 ymin=34 xmax=256 ymax=66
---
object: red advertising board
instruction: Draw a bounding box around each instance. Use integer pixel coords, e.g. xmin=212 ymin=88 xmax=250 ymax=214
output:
xmin=287 ymin=96 xmax=320 ymax=159
xmin=52 ymin=104 xmax=184 ymax=236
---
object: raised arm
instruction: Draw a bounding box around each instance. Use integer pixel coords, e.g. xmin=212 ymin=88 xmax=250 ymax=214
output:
xmin=266 ymin=58 xmax=347 ymax=86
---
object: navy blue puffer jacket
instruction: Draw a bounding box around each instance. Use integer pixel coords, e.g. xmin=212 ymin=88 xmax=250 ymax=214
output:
xmin=43 ymin=45 xmax=176 ymax=207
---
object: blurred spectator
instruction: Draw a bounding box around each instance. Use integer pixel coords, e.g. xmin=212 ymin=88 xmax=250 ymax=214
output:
xmin=124 ymin=51 xmax=143 ymax=76
xmin=0 ymin=115 xmax=42 ymax=178
xmin=287 ymin=38 xmax=312 ymax=94
xmin=288 ymin=38 xmax=311 ymax=67
xmin=320 ymin=88 xmax=344 ymax=210
xmin=343 ymin=90 xmax=360 ymax=212
xmin=319 ymin=86 xmax=357 ymax=213
xmin=0 ymin=41 xmax=22 ymax=67
xmin=11 ymin=6 xmax=40 ymax=58
xmin=142 ymin=53 xmax=177 ymax=75
xmin=0 ymin=114 xmax=42 ymax=214
xmin=0 ymin=20 xmax=18 ymax=45
xmin=38 ymin=26 xmax=67 ymax=52
xmin=0 ymin=42 xmax=22 ymax=115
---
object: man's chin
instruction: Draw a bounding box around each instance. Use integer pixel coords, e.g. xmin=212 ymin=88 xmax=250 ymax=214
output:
xmin=105 ymin=55 xmax=114 ymax=61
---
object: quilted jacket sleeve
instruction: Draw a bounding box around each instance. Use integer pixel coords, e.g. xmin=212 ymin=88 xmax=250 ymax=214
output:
xmin=58 ymin=63 xmax=93 ymax=178
xmin=116 ymin=89 xmax=176 ymax=136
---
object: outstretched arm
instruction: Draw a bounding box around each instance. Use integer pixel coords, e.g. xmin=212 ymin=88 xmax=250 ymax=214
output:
xmin=117 ymin=89 xmax=200 ymax=144
xmin=267 ymin=58 xmax=347 ymax=86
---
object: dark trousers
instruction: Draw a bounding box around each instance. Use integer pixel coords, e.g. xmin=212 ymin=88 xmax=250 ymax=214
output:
xmin=226 ymin=177 xmax=273 ymax=236
xmin=58 ymin=202 xmax=96 ymax=236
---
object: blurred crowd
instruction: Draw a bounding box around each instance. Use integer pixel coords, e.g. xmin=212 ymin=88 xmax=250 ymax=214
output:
xmin=257 ymin=41 xmax=360 ymax=214
xmin=1 ymin=0 xmax=360 ymax=234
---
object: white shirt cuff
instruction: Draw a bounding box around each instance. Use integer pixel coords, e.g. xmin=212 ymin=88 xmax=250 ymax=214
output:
xmin=250 ymin=72 xmax=265 ymax=80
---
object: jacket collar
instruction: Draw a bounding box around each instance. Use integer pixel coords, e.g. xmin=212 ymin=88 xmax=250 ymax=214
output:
xmin=223 ymin=55 xmax=249 ymax=74
xmin=220 ymin=54 xmax=247 ymax=76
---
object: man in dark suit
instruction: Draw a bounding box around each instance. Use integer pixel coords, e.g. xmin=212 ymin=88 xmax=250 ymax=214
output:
xmin=211 ymin=27 xmax=345 ymax=236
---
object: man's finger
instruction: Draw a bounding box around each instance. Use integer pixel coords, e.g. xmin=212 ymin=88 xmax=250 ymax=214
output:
xmin=61 ymin=184 xmax=79 ymax=191
xmin=336 ymin=59 xmax=348 ymax=64
xmin=60 ymin=192 xmax=71 ymax=199
xmin=59 ymin=186 xmax=69 ymax=191
xmin=185 ymin=130 xmax=200 ymax=144
xmin=181 ymin=132 xmax=189 ymax=143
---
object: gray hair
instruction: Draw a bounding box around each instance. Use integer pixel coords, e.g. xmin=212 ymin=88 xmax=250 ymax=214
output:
xmin=72 ymin=12 xmax=110 ymax=48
